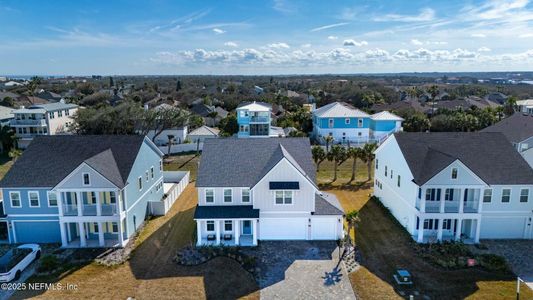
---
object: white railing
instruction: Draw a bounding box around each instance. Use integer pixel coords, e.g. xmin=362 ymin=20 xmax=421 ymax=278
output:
xmin=63 ymin=204 xmax=78 ymax=216
xmin=101 ymin=204 xmax=117 ymax=216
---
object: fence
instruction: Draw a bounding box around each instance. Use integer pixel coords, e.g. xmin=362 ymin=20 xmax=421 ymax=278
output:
xmin=158 ymin=143 xmax=203 ymax=155
xmin=149 ymin=171 xmax=190 ymax=216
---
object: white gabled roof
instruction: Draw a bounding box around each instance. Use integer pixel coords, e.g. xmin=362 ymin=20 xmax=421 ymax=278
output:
xmin=517 ymin=99 xmax=533 ymax=107
xmin=188 ymin=125 xmax=220 ymax=136
xmin=371 ymin=111 xmax=404 ymax=121
xmin=237 ymin=101 xmax=271 ymax=112
xmin=313 ymin=102 xmax=369 ymax=118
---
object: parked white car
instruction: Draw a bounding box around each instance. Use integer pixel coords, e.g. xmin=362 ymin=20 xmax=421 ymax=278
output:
xmin=0 ymin=244 xmax=41 ymax=282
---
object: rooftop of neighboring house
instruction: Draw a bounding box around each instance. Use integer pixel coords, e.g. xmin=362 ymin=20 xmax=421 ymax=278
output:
xmin=196 ymin=137 xmax=315 ymax=187
xmin=393 ymin=132 xmax=533 ymax=185
xmin=0 ymin=135 xmax=153 ymax=188
xmin=372 ymin=100 xmax=429 ymax=115
xmin=15 ymin=95 xmax=49 ymax=107
xmin=0 ymin=91 xmax=19 ymax=100
xmin=215 ymin=106 xmax=229 ymax=118
xmin=0 ymin=105 xmax=14 ymax=121
xmin=481 ymin=113 xmax=533 ymax=144
xmin=517 ymin=99 xmax=533 ymax=107
xmin=14 ymin=102 xmax=78 ymax=114
xmin=370 ymin=111 xmax=404 ymax=121
xmin=188 ymin=125 xmax=219 ymax=136
xmin=190 ymin=103 xmax=214 ymax=117
xmin=37 ymin=90 xmax=62 ymax=101
xmin=313 ymin=101 xmax=370 ymax=118
xmin=237 ymin=101 xmax=272 ymax=112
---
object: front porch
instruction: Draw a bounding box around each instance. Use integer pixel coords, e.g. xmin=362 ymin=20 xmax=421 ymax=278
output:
xmin=196 ymin=219 xmax=258 ymax=247
xmin=60 ymin=220 xmax=127 ymax=248
xmin=415 ymin=217 xmax=481 ymax=244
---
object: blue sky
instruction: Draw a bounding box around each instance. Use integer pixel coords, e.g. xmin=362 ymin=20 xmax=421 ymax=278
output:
xmin=2 ymin=0 xmax=533 ymax=75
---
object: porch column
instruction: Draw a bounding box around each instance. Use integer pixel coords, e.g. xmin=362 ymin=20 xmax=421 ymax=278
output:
xmin=57 ymin=191 xmax=64 ymax=217
xmin=67 ymin=223 xmax=72 ymax=241
xmin=252 ymin=219 xmax=258 ymax=246
xmin=437 ymin=218 xmax=443 ymax=241
xmin=420 ymin=188 xmax=426 ymax=213
xmin=118 ymin=218 xmax=125 ymax=246
xmin=96 ymin=192 xmax=102 ymax=216
xmin=98 ymin=222 xmax=105 ymax=247
xmin=234 ymin=220 xmax=240 ymax=245
xmin=439 ymin=188 xmax=445 ymax=213
xmin=196 ymin=220 xmax=202 ymax=246
xmin=79 ymin=222 xmax=87 ymax=247
xmin=417 ymin=217 xmax=424 ymax=243
xmin=76 ymin=191 xmax=83 ymax=216
xmin=458 ymin=188 xmax=464 ymax=214
xmin=455 ymin=219 xmax=462 ymax=241
xmin=477 ymin=188 xmax=484 ymax=213
xmin=59 ymin=222 xmax=67 ymax=247
xmin=215 ymin=220 xmax=221 ymax=245
xmin=474 ymin=218 xmax=481 ymax=243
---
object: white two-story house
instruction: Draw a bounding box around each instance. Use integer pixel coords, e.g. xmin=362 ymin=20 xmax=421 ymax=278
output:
xmin=374 ymin=132 xmax=533 ymax=243
xmin=194 ymin=138 xmax=344 ymax=246
xmin=10 ymin=101 xmax=78 ymax=149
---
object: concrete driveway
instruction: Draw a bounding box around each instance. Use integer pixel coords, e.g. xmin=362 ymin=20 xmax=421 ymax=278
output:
xmin=244 ymin=241 xmax=356 ymax=300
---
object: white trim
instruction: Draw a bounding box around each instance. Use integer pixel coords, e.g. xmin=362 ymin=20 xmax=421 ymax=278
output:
xmin=223 ymin=188 xmax=233 ymax=203
xmin=519 ymin=188 xmax=529 ymax=203
xmin=28 ymin=190 xmax=40 ymax=208
xmin=9 ymin=191 xmax=21 ymax=208
xmin=273 ymin=190 xmax=294 ymax=205
xmin=47 ymin=191 xmax=58 ymax=207
xmin=206 ymin=220 xmax=215 ymax=232
xmin=82 ymin=172 xmax=91 ymax=186
xmin=9 ymin=214 xmax=59 ymax=217
xmin=425 ymin=159 xmax=488 ymax=186
xmin=143 ymin=136 xmax=165 ymax=157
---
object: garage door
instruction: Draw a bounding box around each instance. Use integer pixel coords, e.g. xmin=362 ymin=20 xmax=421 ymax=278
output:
xmin=14 ymin=221 xmax=61 ymax=243
xmin=260 ymin=218 xmax=307 ymax=240
xmin=311 ymin=218 xmax=339 ymax=240
xmin=480 ymin=217 xmax=526 ymax=239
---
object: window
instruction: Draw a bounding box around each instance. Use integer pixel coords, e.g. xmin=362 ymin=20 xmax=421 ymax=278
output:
xmin=205 ymin=189 xmax=214 ymax=203
xmin=375 ymin=159 xmax=379 ymax=170
xmin=275 ymin=190 xmax=293 ymax=204
xmin=358 ymin=119 xmax=363 ymax=127
xmin=29 ymin=191 xmax=40 ymax=207
xmin=483 ymin=189 xmax=492 ymax=203
xmin=328 ymin=118 xmax=334 ymax=128
xmin=422 ymin=219 xmax=438 ymax=230
xmin=48 ymin=192 xmax=58 ymax=207
xmin=145 ymin=171 xmax=149 ymax=182
xmin=159 ymin=160 xmax=163 ymax=171
xmin=224 ymin=220 xmax=232 ymax=231
xmin=520 ymin=189 xmax=529 ymax=203
xmin=397 ymin=175 xmax=401 ymax=187
xmin=345 ymin=118 xmax=350 ymax=124
xmin=444 ymin=189 xmax=454 ymax=201
xmin=93 ymin=222 xmax=99 ymax=233
xmin=451 ymin=168 xmax=458 ymax=179
xmin=223 ymin=189 xmax=232 ymax=203
xmin=385 ymin=166 xmax=388 ymax=177
xmin=418 ymin=188 xmax=422 ymax=199
xmin=425 ymin=189 xmax=441 ymax=201
xmin=49 ymin=112 xmax=54 ymax=119
xmin=443 ymin=219 xmax=452 ymax=230
xmin=138 ymin=177 xmax=143 ymax=190
xmin=83 ymin=173 xmax=90 ymax=185
xmin=501 ymin=189 xmax=511 ymax=203
xmin=390 ymin=169 xmax=393 ymax=179
xmin=10 ymin=192 xmax=21 ymax=207
xmin=150 ymin=167 xmax=154 ymax=179
xmin=242 ymin=189 xmax=250 ymax=203
xmin=65 ymin=109 xmax=70 ymax=116
xmin=111 ymin=222 xmax=119 ymax=233
xmin=206 ymin=221 xmax=215 ymax=232
xmin=110 ymin=192 xmax=116 ymax=204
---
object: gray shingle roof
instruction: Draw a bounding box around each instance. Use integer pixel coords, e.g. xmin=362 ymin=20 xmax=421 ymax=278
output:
xmin=313 ymin=192 xmax=344 ymax=215
xmin=32 ymin=102 xmax=78 ymax=112
xmin=193 ymin=205 xmax=260 ymax=219
xmin=0 ymin=135 xmax=148 ymax=188
xmin=481 ymin=113 xmax=533 ymax=144
xmin=394 ymin=132 xmax=533 ymax=185
xmin=196 ymin=138 xmax=315 ymax=187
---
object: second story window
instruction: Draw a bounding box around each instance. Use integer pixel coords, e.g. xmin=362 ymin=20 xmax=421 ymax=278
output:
xmin=242 ymin=189 xmax=250 ymax=203
xmin=138 ymin=177 xmax=143 ymax=190
xmin=501 ymin=189 xmax=511 ymax=203
xmin=205 ymin=189 xmax=214 ymax=203
xmin=159 ymin=160 xmax=163 ymax=171
xmin=397 ymin=175 xmax=401 ymax=187
xmin=520 ymin=188 xmax=529 ymax=203
xmin=83 ymin=173 xmax=90 ymax=185
xmin=275 ymin=191 xmax=293 ymax=204
xmin=10 ymin=191 xmax=21 ymax=207
xmin=328 ymin=118 xmax=334 ymax=128
xmin=48 ymin=192 xmax=58 ymax=207
xmin=49 ymin=112 xmax=55 ymax=119
xmin=445 ymin=188 xmax=454 ymax=201
xmin=65 ymin=109 xmax=70 ymax=116
xmin=150 ymin=167 xmax=154 ymax=179
xmin=384 ymin=166 xmax=388 ymax=177
xmin=358 ymin=119 xmax=363 ymax=127
xmin=483 ymin=189 xmax=492 ymax=203
xmin=58 ymin=111 xmax=63 ymax=117
xmin=451 ymin=168 xmax=458 ymax=179
xmin=375 ymin=159 xmax=379 ymax=170
xmin=345 ymin=118 xmax=350 ymax=124
xmin=224 ymin=188 xmax=232 ymax=203
xmin=28 ymin=191 xmax=40 ymax=207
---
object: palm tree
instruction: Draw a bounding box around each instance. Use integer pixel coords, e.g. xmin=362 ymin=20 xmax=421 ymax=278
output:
xmin=347 ymin=147 xmax=364 ymax=182
xmin=427 ymin=85 xmax=440 ymax=117
xmin=327 ymin=145 xmax=347 ymax=182
xmin=324 ymin=135 xmax=334 ymax=153
xmin=8 ymin=148 xmax=22 ymax=162
xmin=345 ymin=210 xmax=360 ymax=246
xmin=362 ymin=143 xmax=378 ymax=181
xmin=311 ymin=146 xmax=326 ymax=171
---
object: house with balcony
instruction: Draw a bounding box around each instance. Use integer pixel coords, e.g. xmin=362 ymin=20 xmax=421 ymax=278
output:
xmin=237 ymin=101 xmax=285 ymax=137
xmin=312 ymin=102 xmax=403 ymax=145
xmin=10 ymin=101 xmax=78 ymax=149
xmin=374 ymin=132 xmax=533 ymax=243
xmin=0 ymin=135 xmax=166 ymax=248
xmin=194 ymin=138 xmax=344 ymax=246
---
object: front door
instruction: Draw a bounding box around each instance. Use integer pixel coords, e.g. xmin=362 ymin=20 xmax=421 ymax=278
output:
xmin=242 ymin=220 xmax=252 ymax=235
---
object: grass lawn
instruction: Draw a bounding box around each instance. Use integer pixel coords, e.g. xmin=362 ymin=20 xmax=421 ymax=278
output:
xmin=0 ymin=153 xmax=13 ymax=180
xmin=163 ymin=152 xmax=200 ymax=181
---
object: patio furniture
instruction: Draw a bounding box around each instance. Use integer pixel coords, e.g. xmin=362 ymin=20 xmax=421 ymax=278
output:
xmin=223 ymin=234 xmax=232 ymax=241
xmin=207 ymin=234 xmax=216 ymax=241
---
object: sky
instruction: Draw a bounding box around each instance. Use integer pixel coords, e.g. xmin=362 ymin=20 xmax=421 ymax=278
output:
xmin=2 ymin=0 xmax=533 ymax=75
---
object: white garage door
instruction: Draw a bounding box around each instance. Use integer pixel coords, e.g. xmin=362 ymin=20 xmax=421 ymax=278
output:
xmin=480 ymin=217 xmax=526 ymax=239
xmin=260 ymin=218 xmax=307 ymax=240
xmin=311 ymin=218 xmax=339 ymax=240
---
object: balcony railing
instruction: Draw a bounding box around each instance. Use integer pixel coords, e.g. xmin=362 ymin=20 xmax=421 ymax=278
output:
xmin=444 ymin=201 xmax=460 ymax=213
xmin=249 ymin=116 xmax=269 ymax=122
xmin=425 ymin=202 xmax=440 ymax=213
xmin=464 ymin=200 xmax=479 ymax=213
xmin=11 ymin=119 xmax=46 ymax=126
xmin=102 ymin=204 xmax=118 ymax=216
xmin=63 ymin=204 xmax=78 ymax=216
xmin=82 ymin=204 xmax=97 ymax=216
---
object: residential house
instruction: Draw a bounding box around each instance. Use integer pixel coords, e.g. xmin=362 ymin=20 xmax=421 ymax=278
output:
xmin=10 ymin=102 xmax=78 ymax=149
xmin=0 ymin=135 xmax=166 ymax=247
xmin=0 ymin=106 xmax=14 ymax=126
xmin=187 ymin=125 xmax=219 ymax=143
xmin=374 ymin=132 xmax=533 ymax=243
xmin=485 ymin=92 xmax=508 ymax=105
xmin=481 ymin=113 xmax=533 ymax=168
xmin=190 ymin=103 xmax=226 ymax=126
xmin=516 ymin=99 xmax=533 ymax=115
xmin=36 ymin=90 xmax=63 ymax=102
xmin=0 ymin=91 xmax=19 ymax=103
xmin=194 ymin=138 xmax=344 ymax=246
xmin=237 ymin=101 xmax=275 ymax=138
xmin=312 ymin=102 xmax=403 ymax=145
xmin=372 ymin=100 xmax=430 ymax=115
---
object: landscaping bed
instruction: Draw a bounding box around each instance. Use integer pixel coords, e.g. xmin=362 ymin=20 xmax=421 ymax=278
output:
xmin=175 ymin=244 xmax=258 ymax=275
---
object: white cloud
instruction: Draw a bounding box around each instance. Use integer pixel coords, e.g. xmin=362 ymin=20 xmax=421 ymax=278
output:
xmin=213 ymin=28 xmax=225 ymax=34
xmin=268 ymin=42 xmax=290 ymax=49
xmin=520 ymin=33 xmax=533 ymax=38
xmin=273 ymin=0 xmax=296 ymax=14
xmin=374 ymin=8 xmax=435 ymax=22
xmin=224 ymin=41 xmax=238 ymax=47
xmin=310 ymin=22 xmax=349 ymax=32
xmin=471 ymin=33 xmax=487 ymax=38
xmin=343 ymin=39 xmax=368 ymax=46
xmin=462 ymin=0 xmax=531 ymax=21
xmin=328 ymin=36 xmax=338 ymax=40
xmin=301 ymin=43 xmax=312 ymax=48
xmin=478 ymin=46 xmax=491 ymax=52
xmin=411 ymin=39 xmax=423 ymax=45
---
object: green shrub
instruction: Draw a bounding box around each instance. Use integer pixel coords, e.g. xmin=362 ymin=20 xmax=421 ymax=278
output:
xmin=38 ymin=255 xmax=60 ymax=273
xmin=477 ymin=254 xmax=508 ymax=272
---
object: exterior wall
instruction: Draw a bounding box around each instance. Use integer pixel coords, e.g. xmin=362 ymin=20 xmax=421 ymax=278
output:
xmin=481 ymin=185 xmax=533 ymax=213
xmin=47 ymin=107 xmax=77 ymax=135
xmin=424 ymin=161 xmax=486 ymax=187
xmin=123 ymin=140 xmax=164 ymax=238
xmin=188 ymin=134 xmax=216 ymax=143
xmin=517 ymin=136 xmax=533 ymax=152
xmin=146 ymin=127 xmax=188 ymax=146
xmin=58 ymin=164 xmax=117 ymax=189
xmin=316 ymin=117 xmax=370 ymax=129
xmin=198 ymin=187 xmax=252 ymax=206
xmin=521 ymin=147 xmax=533 ymax=168
xmin=252 ymin=159 xmax=317 ymax=213
xmin=373 ymin=136 xmax=418 ymax=234
xmin=3 ymin=188 xmax=59 ymax=215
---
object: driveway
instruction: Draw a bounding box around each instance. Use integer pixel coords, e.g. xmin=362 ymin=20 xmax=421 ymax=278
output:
xmin=477 ymin=240 xmax=533 ymax=289
xmin=244 ymin=241 xmax=356 ymax=300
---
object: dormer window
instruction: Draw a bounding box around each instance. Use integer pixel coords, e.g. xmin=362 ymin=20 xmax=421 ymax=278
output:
xmin=451 ymin=168 xmax=458 ymax=179
xmin=83 ymin=173 xmax=90 ymax=185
